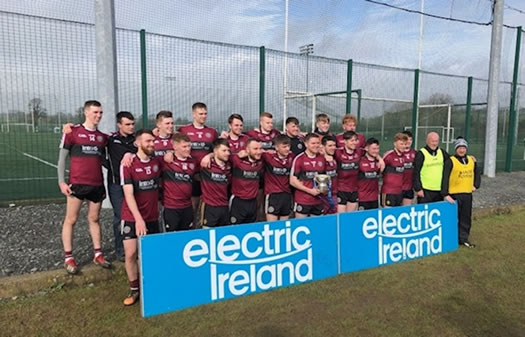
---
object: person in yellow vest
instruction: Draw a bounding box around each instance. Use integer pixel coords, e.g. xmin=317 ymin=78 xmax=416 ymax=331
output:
xmin=413 ymin=132 xmax=450 ymax=203
xmin=441 ymin=137 xmax=481 ymax=248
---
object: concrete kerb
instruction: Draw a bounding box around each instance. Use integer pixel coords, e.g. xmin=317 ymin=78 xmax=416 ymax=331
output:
xmin=1 ymin=203 xmax=525 ymax=299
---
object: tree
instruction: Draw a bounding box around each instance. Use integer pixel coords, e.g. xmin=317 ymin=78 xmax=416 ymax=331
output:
xmin=422 ymin=93 xmax=454 ymax=105
xmin=28 ymin=98 xmax=47 ymax=127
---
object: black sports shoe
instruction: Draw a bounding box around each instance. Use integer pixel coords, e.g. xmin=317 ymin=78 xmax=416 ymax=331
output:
xmin=460 ymin=241 xmax=476 ymax=248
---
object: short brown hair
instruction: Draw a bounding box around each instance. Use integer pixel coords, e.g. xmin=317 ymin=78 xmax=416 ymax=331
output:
xmin=192 ymin=102 xmax=207 ymax=111
xmin=304 ymin=132 xmax=320 ymax=143
xmin=274 ymin=134 xmax=291 ymax=146
xmin=394 ymin=133 xmax=409 ymax=142
xmin=84 ymin=100 xmax=101 ymax=110
xmin=260 ymin=112 xmax=273 ymax=119
xmin=228 ymin=113 xmax=243 ymax=124
xmin=316 ymin=113 xmax=330 ymax=123
xmin=342 ymin=114 xmax=357 ymax=125
xmin=172 ymin=132 xmax=190 ymax=143
xmin=156 ymin=110 xmax=173 ymax=122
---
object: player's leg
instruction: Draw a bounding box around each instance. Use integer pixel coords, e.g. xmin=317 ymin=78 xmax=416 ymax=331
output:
xmin=87 ymin=200 xmax=111 ymax=268
xmin=108 ymin=183 xmax=125 ymax=260
xmin=61 ymin=194 xmax=83 ymax=274
xmin=346 ymin=192 xmax=358 ymax=212
xmin=337 ymin=192 xmax=347 ymax=213
xmin=265 ymin=194 xmax=279 ymax=222
xmin=123 ymin=235 xmax=140 ymax=306
xmin=294 ymin=203 xmax=308 ymax=218
xmin=402 ymin=189 xmax=414 ymax=206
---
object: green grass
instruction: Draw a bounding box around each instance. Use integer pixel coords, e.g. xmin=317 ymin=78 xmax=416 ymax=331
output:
xmin=1 ymin=210 xmax=525 ymax=337
xmin=0 ymin=132 xmax=64 ymax=203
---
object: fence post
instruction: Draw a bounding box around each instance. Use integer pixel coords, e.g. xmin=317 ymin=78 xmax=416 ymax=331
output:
xmin=356 ymin=89 xmax=362 ymax=131
xmin=411 ymin=69 xmax=420 ymax=149
xmin=465 ymin=76 xmax=473 ymax=142
xmin=346 ymin=59 xmax=353 ymax=115
xmin=259 ymin=46 xmax=265 ymax=115
xmin=140 ymin=29 xmax=148 ymax=128
xmin=505 ymin=26 xmax=522 ymax=172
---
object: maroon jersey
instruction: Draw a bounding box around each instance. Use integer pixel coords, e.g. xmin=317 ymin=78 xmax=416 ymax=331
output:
xmin=60 ymin=124 xmax=108 ymax=186
xmin=161 ymin=156 xmax=197 ymax=209
xmin=358 ymin=155 xmax=380 ymax=202
xmin=382 ymin=149 xmax=405 ymax=194
xmin=153 ymin=135 xmax=173 ymax=157
xmin=291 ymin=152 xmax=326 ymax=205
xmin=262 ymin=152 xmax=294 ymax=194
xmin=336 ymin=132 xmax=366 ymax=150
xmin=325 ymin=157 xmax=338 ymax=196
xmin=178 ymin=124 xmax=218 ymax=169
xmin=231 ymin=155 xmax=263 ymax=200
xmin=200 ymin=158 xmax=231 ymax=207
xmin=402 ymin=148 xmax=417 ymax=190
xmin=121 ymin=156 xmax=161 ymax=222
xmin=227 ymin=134 xmax=249 ymax=154
xmin=246 ymin=128 xmax=281 ymax=150
xmin=335 ymin=148 xmax=361 ymax=192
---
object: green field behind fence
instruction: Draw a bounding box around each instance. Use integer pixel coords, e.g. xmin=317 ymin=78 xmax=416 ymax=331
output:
xmin=2 ymin=11 xmax=525 ymax=204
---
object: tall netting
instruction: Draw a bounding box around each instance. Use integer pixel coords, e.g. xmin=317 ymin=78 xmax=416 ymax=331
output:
xmin=145 ymin=34 xmax=260 ymax=132
xmin=0 ymin=11 xmax=97 ymax=203
xmin=352 ymin=63 xmax=414 ymax=146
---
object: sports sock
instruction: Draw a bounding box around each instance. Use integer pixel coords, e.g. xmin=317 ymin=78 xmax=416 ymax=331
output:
xmin=129 ymin=279 xmax=139 ymax=291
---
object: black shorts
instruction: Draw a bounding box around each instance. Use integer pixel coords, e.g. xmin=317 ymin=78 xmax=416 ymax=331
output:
xmin=381 ymin=193 xmax=403 ymax=207
xmin=337 ymin=191 xmax=358 ymax=205
xmin=402 ymin=189 xmax=414 ymax=200
xmin=164 ymin=207 xmax=193 ymax=232
xmin=294 ymin=202 xmax=323 ymax=216
xmin=192 ymin=180 xmax=202 ymax=197
xmin=230 ymin=196 xmax=257 ymax=225
xmin=265 ymin=192 xmax=292 ymax=216
xmin=201 ymin=203 xmax=229 ymax=228
xmin=121 ymin=220 xmax=160 ymax=240
xmin=358 ymin=200 xmax=379 ymax=210
xmin=70 ymin=184 xmax=106 ymax=203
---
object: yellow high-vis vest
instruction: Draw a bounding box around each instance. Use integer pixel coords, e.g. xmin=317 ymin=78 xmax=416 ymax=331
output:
xmin=420 ymin=147 xmax=444 ymax=191
xmin=448 ymin=156 xmax=475 ymax=194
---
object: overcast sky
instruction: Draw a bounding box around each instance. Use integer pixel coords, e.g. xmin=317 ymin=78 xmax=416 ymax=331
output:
xmin=2 ymin=0 xmax=525 ymax=79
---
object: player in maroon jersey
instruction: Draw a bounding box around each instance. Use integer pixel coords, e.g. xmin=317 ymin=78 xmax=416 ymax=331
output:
xmin=153 ymin=110 xmax=174 ymax=157
xmin=321 ymin=135 xmax=338 ymax=214
xmin=313 ymin=113 xmax=333 ymax=138
xmin=178 ymin=102 xmax=219 ymax=218
xmin=246 ymin=112 xmax=281 ymax=151
xmin=57 ymin=100 xmax=111 ymax=275
xmin=336 ymin=114 xmax=366 ymax=150
xmin=263 ymin=134 xmax=294 ymax=221
xmin=335 ymin=131 xmax=361 ymax=213
xmin=230 ymin=138 xmax=264 ymax=224
xmin=224 ymin=113 xmax=249 ymax=154
xmin=120 ymin=129 xmax=162 ymax=306
xmin=381 ymin=133 xmax=408 ymax=208
xmin=290 ymin=133 xmax=326 ymax=218
xmin=401 ymin=130 xmax=417 ymax=205
xmin=200 ymin=138 xmax=232 ymax=227
xmin=357 ymin=138 xmax=385 ymax=210
xmin=161 ymin=133 xmax=197 ymax=231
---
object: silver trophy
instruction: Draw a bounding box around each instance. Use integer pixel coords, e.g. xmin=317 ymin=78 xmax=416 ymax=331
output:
xmin=314 ymin=174 xmax=331 ymax=194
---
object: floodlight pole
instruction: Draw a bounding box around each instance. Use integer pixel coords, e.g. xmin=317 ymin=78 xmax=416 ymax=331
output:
xmin=484 ymin=0 xmax=504 ymax=177
xmin=283 ymin=0 xmax=289 ymax=132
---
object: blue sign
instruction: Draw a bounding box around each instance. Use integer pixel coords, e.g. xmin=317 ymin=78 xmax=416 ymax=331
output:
xmin=139 ymin=215 xmax=339 ymax=317
xmin=339 ymin=202 xmax=458 ymax=273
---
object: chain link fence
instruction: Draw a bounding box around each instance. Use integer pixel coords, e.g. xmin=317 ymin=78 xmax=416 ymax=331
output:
xmin=1 ymin=11 xmax=525 ymax=204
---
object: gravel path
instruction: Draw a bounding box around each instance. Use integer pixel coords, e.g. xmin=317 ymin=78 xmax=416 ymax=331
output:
xmin=1 ymin=171 xmax=525 ymax=278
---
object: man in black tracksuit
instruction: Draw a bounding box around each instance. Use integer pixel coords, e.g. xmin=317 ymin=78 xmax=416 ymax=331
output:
xmin=441 ymin=137 xmax=481 ymax=248
xmin=107 ymin=112 xmax=137 ymax=260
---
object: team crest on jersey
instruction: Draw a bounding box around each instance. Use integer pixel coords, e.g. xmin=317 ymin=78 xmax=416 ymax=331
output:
xmin=97 ymin=135 xmax=104 ymax=142
xmin=205 ymin=132 xmax=211 ymax=138
xmin=318 ymin=161 xmax=323 ymax=166
xmin=189 ymin=163 xmax=195 ymax=170
xmin=153 ymin=165 xmax=159 ymax=172
xmin=89 ymin=134 xmax=96 ymax=142
xmin=145 ymin=166 xmax=151 ymax=174
xmin=298 ymin=143 xmax=303 ymax=149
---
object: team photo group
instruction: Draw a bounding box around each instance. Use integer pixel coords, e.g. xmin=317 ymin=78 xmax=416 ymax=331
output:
xmin=58 ymin=100 xmax=481 ymax=306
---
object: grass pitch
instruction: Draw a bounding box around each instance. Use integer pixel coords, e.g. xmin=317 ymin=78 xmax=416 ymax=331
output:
xmin=1 ymin=209 xmax=524 ymax=337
